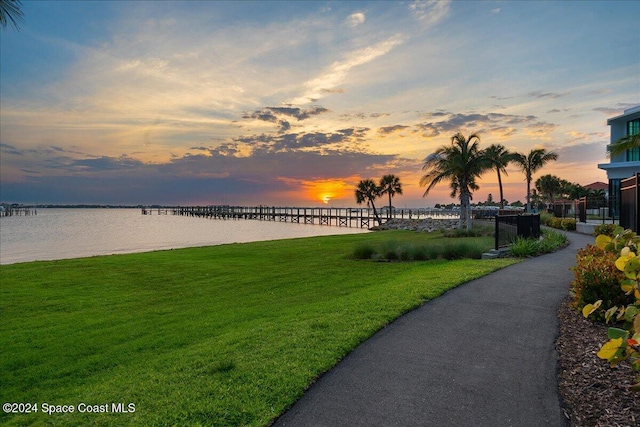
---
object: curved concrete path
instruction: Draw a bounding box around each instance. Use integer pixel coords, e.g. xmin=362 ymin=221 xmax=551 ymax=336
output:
xmin=273 ymin=231 xmax=594 ymax=427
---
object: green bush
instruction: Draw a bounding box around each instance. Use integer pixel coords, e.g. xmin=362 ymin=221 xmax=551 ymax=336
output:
xmin=540 ymin=211 xmax=554 ymax=225
xmin=546 ymin=216 xmax=576 ymax=231
xmin=353 ymin=239 xmax=486 ymax=261
xmin=593 ymin=223 xmax=618 ymax=237
xmin=409 ymin=245 xmax=429 ymax=261
xmin=537 ymin=229 xmax=569 ymax=253
xmin=397 ymin=244 xmax=413 ymax=261
xmin=548 ymin=217 xmax=561 ymax=229
xmin=382 ymin=240 xmax=400 ymax=260
xmin=352 ymin=243 xmax=376 ymax=260
xmin=508 ymin=229 xmax=568 ymax=258
xmin=570 ymin=244 xmax=630 ymax=321
xmin=442 ymin=224 xmax=494 ymax=238
xmin=441 ymin=242 xmax=467 ymax=260
xmin=509 ymin=237 xmax=540 ymax=257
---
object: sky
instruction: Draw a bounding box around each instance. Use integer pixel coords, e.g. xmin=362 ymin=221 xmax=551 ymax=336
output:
xmin=1 ymin=0 xmax=639 ymax=207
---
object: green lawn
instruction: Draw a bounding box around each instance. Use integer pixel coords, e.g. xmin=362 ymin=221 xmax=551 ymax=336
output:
xmin=0 ymin=230 xmax=517 ymax=426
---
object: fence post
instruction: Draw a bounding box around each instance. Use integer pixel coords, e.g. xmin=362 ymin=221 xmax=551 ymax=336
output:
xmin=495 ymin=215 xmax=499 ymax=251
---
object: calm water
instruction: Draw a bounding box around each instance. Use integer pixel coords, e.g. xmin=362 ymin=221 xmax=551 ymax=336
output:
xmin=0 ymin=209 xmax=369 ymax=264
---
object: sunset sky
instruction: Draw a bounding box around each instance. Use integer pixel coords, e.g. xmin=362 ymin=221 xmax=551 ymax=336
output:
xmin=1 ymin=0 xmax=639 ymax=207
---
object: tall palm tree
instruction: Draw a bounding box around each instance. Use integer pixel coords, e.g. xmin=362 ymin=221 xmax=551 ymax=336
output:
xmin=607 ymin=134 xmax=640 ymax=158
xmin=379 ymin=174 xmax=403 ymax=219
xmin=355 ymin=179 xmax=382 ymax=225
xmin=514 ymin=148 xmax=558 ymax=212
xmin=420 ymin=132 xmax=489 ymax=230
xmin=483 ymin=144 xmax=518 ymax=209
xmin=0 ymin=0 xmax=24 ymax=31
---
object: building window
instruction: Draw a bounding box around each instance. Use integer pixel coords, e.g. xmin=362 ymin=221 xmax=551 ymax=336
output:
xmin=626 ymin=119 xmax=640 ymax=161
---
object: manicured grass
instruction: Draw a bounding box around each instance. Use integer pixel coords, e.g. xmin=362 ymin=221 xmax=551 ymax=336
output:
xmin=0 ymin=230 xmax=518 ymax=426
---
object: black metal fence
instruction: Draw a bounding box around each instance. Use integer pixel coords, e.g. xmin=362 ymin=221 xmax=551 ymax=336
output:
xmin=620 ymin=173 xmax=639 ymax=232
xmin=495 ymin=214 xmax=541 ymax=250
xmin=576 ymin=196 xmax=609 ymax=223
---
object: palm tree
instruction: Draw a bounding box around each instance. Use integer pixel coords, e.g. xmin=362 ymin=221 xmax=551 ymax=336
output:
xmin=355 ymin=179 xmax=382 ymax=225
xmin=483 ymin=144 xmax=518 ymax=209
xmin=0 ymin=0 xmax=24 ymax=31
xmin=379 ymin=174 xmax=403 ymax=219
xmin=420 ymin=132 xmax=489 ymax=230
xmin=607 ymin=134 xmax=640 ymax=158
xmin=514 ymin=148 xmax=559 ymax=212
xmin=535 ymin=174 xmax=562 ymax=209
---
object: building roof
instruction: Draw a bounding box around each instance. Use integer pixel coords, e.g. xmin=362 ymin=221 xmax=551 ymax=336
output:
xmin=584 ymin=182 xmax=608 ymax=191
xmin=607 ymin=104 xmax=640 ymax=124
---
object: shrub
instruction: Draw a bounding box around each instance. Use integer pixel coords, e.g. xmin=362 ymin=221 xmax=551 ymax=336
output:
xmin=397 ymin=244 xmax=413 ymax=261
xmin=538 ymin=229 xmax=569 ymax=253
xmin=540 ymin=211 xmax=554 ymax=226
xmin=409 ymin=245 xmax=429 ymax=261
xmin=353 ymin=238 xmax=489 ymax=262
xmin=352 ymin=243 xmax=376 ymax=260
xmin=582 ymin=230 xmax=640 ymax=391
xmin=571 ymin=245 xmax=630 ymax=320
xmin=509 ymin=237 xmax=540 ymax=257
xmin=442 ymin=224 xmax=494 ymax=238
xmin=462 ymin=241 xmax=486 ymax=259
xmin=382 ymin=240 xmax=400 ymax=261
xmin=594 ymin=223 xmax=618 ymax=237
xmin=508 ymin=230 xmax=568 ymax=257
xmin=441 ymin=242 xmax=466 ymax=260
xmin=560 ymin=218 xmax=576 ymax=231
xmin=548 ymin=217 xmax=562 ymax=229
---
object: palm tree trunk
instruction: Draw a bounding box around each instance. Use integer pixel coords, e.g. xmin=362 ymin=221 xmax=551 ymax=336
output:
xmin=370 ymin=200 xmax=381 ymax=225
xmin=497 ymin=170 xmax=504 ymax=209
xmin=526 ymin=178 xmax=531 ymax=212
xmin=459 ymin=191 xmax=470 ymax=230
xmin=388 ymin=193 xmax=392 ymax=220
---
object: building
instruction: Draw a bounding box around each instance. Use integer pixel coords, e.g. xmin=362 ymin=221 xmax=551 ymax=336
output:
xmin=583 ymin=181 xmax=608 ymax=197
xmin=597 ymin=105 xmax=640 ymax=217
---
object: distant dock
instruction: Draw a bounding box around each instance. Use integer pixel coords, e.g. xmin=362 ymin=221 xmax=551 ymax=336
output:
xmin=0 ymin=205 xmax=37 ymax=217
xmin=142 ymin=205 xmax=460 ymax=228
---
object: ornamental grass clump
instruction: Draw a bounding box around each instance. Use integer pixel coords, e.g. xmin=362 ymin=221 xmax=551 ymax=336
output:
xmin=508 ymin=229 xmax=568 ymax=258
xmin=352 ymin=238 xmax=488 ymax=261
xmin=582 ymin=227 xmax=640 ymax=391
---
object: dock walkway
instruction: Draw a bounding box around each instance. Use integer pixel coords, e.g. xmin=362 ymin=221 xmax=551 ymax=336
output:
xmin=142 ymin=206 xmax=460 ymax=229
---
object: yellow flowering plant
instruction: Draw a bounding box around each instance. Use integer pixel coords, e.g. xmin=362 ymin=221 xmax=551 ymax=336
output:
xmin=583 ymin=227 xmax=640 ymax=391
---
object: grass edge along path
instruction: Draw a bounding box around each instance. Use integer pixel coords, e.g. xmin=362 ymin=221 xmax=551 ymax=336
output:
xmin=0 ymin=231 xmax=518 ymax=426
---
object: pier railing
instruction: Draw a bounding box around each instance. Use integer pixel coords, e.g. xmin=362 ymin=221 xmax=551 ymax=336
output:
xmin=0 ymin=206 xmax=37 ymax=217
xmin=142 ymin=205 xmax=461 ymax=228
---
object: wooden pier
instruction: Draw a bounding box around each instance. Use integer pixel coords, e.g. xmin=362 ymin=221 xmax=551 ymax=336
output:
xmin=0 ymin=206 xmax=37 ymax=217
xmin=142 ymin=205 xmax=460 ymax=229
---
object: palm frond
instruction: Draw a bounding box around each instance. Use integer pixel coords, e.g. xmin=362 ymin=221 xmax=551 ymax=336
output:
xmin=0 ymin=0 xmax=24 ymax=31
xmin=607 ymin=134 xmax=640 ymax=158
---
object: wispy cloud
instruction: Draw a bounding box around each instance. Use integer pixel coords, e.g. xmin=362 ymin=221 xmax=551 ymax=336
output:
xmin=289 ymin=34 xmax=405 ymax=105
xmin=346 ymin=12 xmax=365 ymax=27
xmin=408 ymin=0 xmax=451 ymax=26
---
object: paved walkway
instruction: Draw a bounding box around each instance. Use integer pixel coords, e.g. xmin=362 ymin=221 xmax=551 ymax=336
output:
xmin=273 ymin=231 xmax=594 ymax=427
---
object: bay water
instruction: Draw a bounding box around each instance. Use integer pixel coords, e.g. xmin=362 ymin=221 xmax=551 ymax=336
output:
xmin=0 ymin=208 xmax=369 ymax=265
